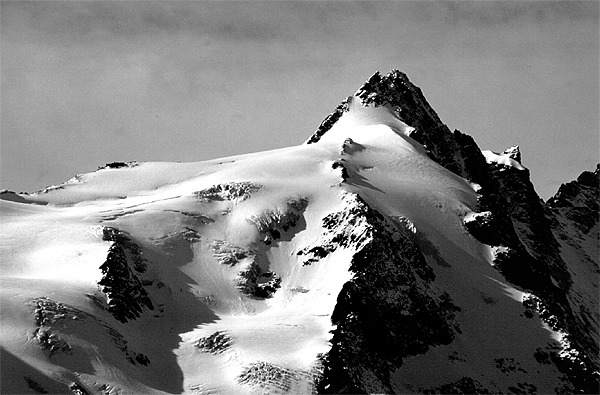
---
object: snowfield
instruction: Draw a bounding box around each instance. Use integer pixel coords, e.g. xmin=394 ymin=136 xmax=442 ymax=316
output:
xmin=1 ymin=70 xmax=598 ymax=394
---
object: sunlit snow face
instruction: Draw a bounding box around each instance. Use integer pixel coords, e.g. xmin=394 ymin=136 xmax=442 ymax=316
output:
xmin=1 ymin=85 xmax=596 ymax=394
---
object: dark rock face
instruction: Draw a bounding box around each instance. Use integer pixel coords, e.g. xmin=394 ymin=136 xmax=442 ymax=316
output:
xmin=523 ymin=294 xmax=599 ymax=394
xmin=248 ymin=196 xmax=309 ymax=245
xmin=32 ymin=297 xmax=149 ymax=368
xmin=331 ymin=161 xmax=349 ymax=182
xmin=192 ymin=182 xmax=261 ymax=203
xmin=33 ymin=298 xmax=73 ymax=357
xmin=102 ymin=227 xmax=148 ymax=272
xmin=236 ymin=259 xmax=282 ymax=299
xmin=312 ymin=193 xmax=460 ymax=394
xmin=234 ymin=198 xmax=308 ymax=298
xmin=207 ymin=198 xmax=308 ymax=299
xmin=476 ymin=162 xmax=573 ymax=290
xmin=297 ymin=193 xmax=371 ymax=265
xmin=421 ymin=377 xmax=492 ymax=394
xmin=354 ymin=70 xmax=490 ymax=184
xmin=237 ymin=361 xmax=314 ymax=393
xmin=196 ymin=331 xmax=232 ymax=354
xmin=97 ymin=162 xmax=138 ymax=170
xmin=463 ymin=211 xmax=497 ymax=244
xmin=546 ymin=166 xmax=600 ymax=390
xmin=23 ymin=376 xmax=49 ymax=394
xmin=546 ymin=166 xmax=600 ymax=295
xmin=340 ymin=138 xmax=365 ymax=155
xmin=346 ymin=70 xmax=445 ymax=141
xmin=99 ymin=227 xmax=153 ymax=322
xmin=211 ymin=240 xmax=252 ymax=266
xmin=306 ymin=97 xmax=351 ymax=144
xmin=475 ymin=162 xmax=599 ymax=393
xmin=458 ymin=166 xmax=598 ymax=393
xmin=357 ymin=71 xmax=491 ymax=186
xmin=547 ymin=164 xmax=600 ymax=235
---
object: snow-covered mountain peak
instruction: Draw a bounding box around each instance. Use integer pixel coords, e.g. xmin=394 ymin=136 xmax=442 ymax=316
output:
xmin=1 ymin=71 xmax=598 ymax=394
xmin=354 ymin=70 xmax=442 ymax=123
xmin=306 ymin=69 xmax=443 ymax=146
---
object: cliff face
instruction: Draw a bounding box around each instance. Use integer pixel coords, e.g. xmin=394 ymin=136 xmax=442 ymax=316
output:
xmin=314 ymin=193 xmax=460 ymax=394
xmin=98 ymin=227 xmax=154 ymax=323
xmin=547 ymin=165 xmax=600 ymax=236
xmin=547 ymin=166 xmax=600 ymax=372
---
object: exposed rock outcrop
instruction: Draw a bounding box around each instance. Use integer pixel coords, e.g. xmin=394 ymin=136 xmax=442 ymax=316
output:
xmin=421 ymin=377 xmax=492 ymax=394
xmin=32 ymin=297 xmax=150 ymax=367
xmin=99 ymin=227 xmax=153 ymax=322
xmin=313 ymin=193 xmax=460 ymax=393
xmin=195 ymin=331 xmax=232 ymax=354
xmin=210 ymin=240 xmax=252 ymax=266
xmin=247 ymin=196 xmax=308 ymax=245
xmin=305 ymin=97 xmax=351 ymax=144
xmin=4 ymin=68 xmax=598 ymax=395
xmin=97 ymin=161 xmax=139 ymax=170
xmin=236 ymin=258 xmax=282 ymax=299
xmin=192 ymin=181 xmax=261 ymax=203
xmin=547 ymin=164 xmax=600 ymax=236
xmin=307 ymin=70 xmax=490 ymax=185
xmin=238 ymin=361 xmax=313 ymax=393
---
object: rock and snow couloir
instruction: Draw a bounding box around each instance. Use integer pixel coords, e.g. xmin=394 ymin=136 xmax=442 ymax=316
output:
xmin=1 ymin=70 xmax=598 ymax=394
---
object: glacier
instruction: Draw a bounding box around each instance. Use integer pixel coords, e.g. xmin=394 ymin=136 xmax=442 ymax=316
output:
xmin=1 ymin=70 xmax=598 ymax=394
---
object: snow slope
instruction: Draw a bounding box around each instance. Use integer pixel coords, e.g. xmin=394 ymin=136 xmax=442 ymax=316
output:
xmin=1 ymin=70 xmax=598 ymax=394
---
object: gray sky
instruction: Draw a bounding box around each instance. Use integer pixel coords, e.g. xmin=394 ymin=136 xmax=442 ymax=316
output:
xmin=1 ymin=1 xmax=598 ymax=199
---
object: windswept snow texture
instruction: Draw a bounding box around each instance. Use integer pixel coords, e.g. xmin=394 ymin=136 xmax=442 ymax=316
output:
xmin=1 ymin=70 xmax=598 ymax=394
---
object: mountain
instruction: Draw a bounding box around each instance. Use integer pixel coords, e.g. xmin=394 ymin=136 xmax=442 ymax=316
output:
xmin=1 ymin=70 xmax=598 ymax=395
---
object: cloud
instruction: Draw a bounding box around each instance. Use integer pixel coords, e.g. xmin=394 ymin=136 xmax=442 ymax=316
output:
xmin=1 ymin=1 xmax=284 ymax=45
xmin=1 ymin=0 xmax=597 ymax=197
xmin=442 ymin=1 xmax=598 ymax=27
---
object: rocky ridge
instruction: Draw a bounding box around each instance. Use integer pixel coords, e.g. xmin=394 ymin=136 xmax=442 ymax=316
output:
xmin=309 ymin=69 xmax=599 ymax=393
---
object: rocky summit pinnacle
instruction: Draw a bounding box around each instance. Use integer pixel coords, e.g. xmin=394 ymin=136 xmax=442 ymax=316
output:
xmin=306 ymin=69 xmax=446 ymax=145
xmin=354 ymin=70 xmax=446 ymax=130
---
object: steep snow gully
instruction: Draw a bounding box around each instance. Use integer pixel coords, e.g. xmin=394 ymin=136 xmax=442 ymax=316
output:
xmin=1 ymin=70 xmax=598 ymax=394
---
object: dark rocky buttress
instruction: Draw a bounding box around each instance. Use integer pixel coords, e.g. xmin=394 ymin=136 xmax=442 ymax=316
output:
xmin=99 ymin=227 xmax=153 ymax=323
xmin=547 ymin=164 xmax=600 ymax=236
xmin=309 ymin=193 xmax=460 ymax=394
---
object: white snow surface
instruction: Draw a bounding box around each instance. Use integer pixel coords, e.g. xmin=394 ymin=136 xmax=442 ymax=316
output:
xmin=1 ymin=102 xmax=572 ymax=394
xmin=482 ymin=150 xmax=526 ymax=170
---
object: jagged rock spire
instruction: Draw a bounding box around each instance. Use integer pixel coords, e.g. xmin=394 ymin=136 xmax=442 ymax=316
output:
xmin=306 ymin=70 xmax=446 ymax=145
xmin=353 ymin=69 xmax=445 ymax=131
